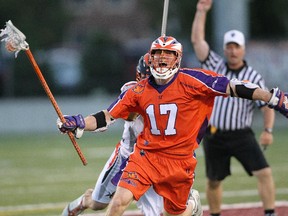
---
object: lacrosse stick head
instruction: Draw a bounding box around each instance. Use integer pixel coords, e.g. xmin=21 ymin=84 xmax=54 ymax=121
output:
xmin=0 ymin=20 xmax=29 ymax=57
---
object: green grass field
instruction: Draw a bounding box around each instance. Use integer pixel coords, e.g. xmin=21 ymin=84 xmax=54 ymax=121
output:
xmin=0 ymin=127 xmax=287 ymax=216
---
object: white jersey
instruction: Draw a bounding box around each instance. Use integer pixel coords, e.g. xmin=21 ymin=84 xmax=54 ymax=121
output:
xmin=92 ymin=82 xmax=163 ymax=215
xmin=119 ymin=115 xmax=144 ymax=158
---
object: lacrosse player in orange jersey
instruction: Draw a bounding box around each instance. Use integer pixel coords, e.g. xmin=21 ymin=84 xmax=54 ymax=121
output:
xmin=58 ymin=36 xmax=288 ymax=216
xmin=61 ymin=55 xmax=168 ymax=216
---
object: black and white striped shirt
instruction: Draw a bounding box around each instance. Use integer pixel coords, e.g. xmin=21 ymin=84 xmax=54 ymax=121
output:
xmin=201 ymin=50 xmax=267 ymax=131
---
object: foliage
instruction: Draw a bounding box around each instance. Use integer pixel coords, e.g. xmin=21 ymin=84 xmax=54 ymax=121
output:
xmin=250 ymin=0 xmax=288 ymax=39
xmin=0 ymin=0 xmax=70 ymax=49
xmin=81 ymin=32 xmax=125 ymax=94
xmin=0 ymin=0 xmax=70 ymax=97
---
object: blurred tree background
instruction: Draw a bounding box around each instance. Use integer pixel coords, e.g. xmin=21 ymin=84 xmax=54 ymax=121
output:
xmin=250 ymin=0 xmax=288 ymax=39
xmin=0 ymin=0 xmax=288 ymax=97
xmin=0 ymin=0 xmax=70 ymax=97
xmin=81 ymin=32 xmax=125 ymax=94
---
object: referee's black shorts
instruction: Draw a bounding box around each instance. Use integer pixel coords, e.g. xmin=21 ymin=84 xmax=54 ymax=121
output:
xmin=202 ymin=126 xmax=269 ymax=181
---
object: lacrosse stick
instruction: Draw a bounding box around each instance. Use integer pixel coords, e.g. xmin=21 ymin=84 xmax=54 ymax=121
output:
xmin=0 ymin=20 xmax=87 ymax=166
xmin=161 ymin=0 xmax=170 ymax=36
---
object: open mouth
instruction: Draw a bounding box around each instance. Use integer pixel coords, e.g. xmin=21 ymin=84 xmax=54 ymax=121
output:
xmin=159 ymin=62 xmax=168 ymax=67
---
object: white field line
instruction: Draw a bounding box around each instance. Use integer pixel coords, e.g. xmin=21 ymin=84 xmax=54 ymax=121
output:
xmin=83 ymin=201 xmax=288 ymax=216
xmin=0 ymin=189 xmax=287 ymax=212
xmin=1 ymin=202 xmax=287 ymax=216
xmin=220 ymin=200 xmax=288 ymax=210
xmin=222 ymin=188 xmax=288 ymax=197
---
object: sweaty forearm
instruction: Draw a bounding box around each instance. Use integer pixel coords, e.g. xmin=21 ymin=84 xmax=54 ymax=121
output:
xmin=84 ymin=115 xmax=98 ymax=131
xmin=252 ymin=88 xmax=272 ymax=103
xmin=228 ymin=78 xmax=260 ymax=100
xmin=86 ymin=110 xmax=115 ymax=132
xmin=227 ymin=79 xmax=274 ymax=103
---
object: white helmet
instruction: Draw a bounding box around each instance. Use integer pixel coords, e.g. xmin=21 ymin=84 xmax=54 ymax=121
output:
xmin=149 ymin=36 xmax=183 ymax=80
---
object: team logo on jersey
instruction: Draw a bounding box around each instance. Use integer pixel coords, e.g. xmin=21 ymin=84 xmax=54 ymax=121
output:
xmin=132 ymin=83 xmax=145 ymax=94
xmin=127 ymin=171 xmax=138 ymax=179
xmin=120 ymin=171 xmax=139 ymax=187
xmin=120 ymin=178 xmax=137 ymax=187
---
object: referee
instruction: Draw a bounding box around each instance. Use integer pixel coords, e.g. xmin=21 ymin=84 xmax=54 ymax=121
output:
xmin=191 ymin=1 xmax=276 ymax=216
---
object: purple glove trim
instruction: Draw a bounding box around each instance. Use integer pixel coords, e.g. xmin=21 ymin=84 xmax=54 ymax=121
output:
xmin=60 ymin=114 xmax=85 ymax=132
xmin=269 ymin=88 xmax=288 ymax=118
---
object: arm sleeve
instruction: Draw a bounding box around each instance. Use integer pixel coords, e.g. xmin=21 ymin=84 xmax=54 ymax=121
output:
xmin=185 ymin=68 xmax=230 ymax=96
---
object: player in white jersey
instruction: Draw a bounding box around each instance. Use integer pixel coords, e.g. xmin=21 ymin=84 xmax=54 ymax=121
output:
xmin=61 ymin=54 xmax=164 ymax=216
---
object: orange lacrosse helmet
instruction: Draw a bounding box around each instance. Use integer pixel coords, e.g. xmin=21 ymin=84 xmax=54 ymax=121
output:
xmin=149 ymin=36 xmax=183 ymax=80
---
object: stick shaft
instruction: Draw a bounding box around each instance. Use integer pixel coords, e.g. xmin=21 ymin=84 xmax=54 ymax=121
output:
xmin=161 ymin=0 xmax=170 ymax=36
xmin=25 ymin=49 xmax=87 ymax=166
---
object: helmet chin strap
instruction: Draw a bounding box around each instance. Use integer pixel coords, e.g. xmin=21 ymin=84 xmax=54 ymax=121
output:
xmin=156 ymin=66 xmax=170 ymax=74
xmin=151 ymin=59 xmax=179 ymax=79
xmin=151 ymin=66 xmax=177 ymax=80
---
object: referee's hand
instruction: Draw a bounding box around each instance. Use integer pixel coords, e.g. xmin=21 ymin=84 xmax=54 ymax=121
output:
xmin=197 ymin=0 xmax=212 ymax=13
xmin=259 ymin=130 xmax=273 ymax=151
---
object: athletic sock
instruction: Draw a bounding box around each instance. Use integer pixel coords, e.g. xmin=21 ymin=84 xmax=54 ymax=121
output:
xmin=264 ymin=209 xmax=276 ymax=216
xmin=210 ymin=213 xmax=221 ymax=216
xmin=62 ymin=194 xmax=86 ymax=216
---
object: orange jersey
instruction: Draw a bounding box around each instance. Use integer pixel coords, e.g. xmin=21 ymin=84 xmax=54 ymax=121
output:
xmin=108 ymin=68 xmax=229 ymax=157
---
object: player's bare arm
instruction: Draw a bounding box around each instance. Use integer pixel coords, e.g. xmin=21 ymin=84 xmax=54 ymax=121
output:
xmin=85 ymin=110 xmax=115 ymax=131
xmin=227 ymin=79 xmax=270 ymax=102
xmin=226 ymin=79 xmax=288 ymax=118
xmin=84 ymin=111 xmax=113 ymax=131
xmin=85 ymin=110 xmax=137 ymax=130
xmin=83 ymin=115 xmax=97 ymax=131
xmin=191 ymin=0 xmax=212 ymax=61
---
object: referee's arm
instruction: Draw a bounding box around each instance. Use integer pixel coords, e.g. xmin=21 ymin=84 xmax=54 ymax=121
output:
xmin=191 ymin=0 xmax=211 ymax=61
xmin=259 ymin=106 xmax=274 ymax=147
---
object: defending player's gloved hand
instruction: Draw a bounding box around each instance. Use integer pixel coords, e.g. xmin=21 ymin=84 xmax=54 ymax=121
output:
xmin=57 ymin=114 xmax=85 ymax=139
xmin=268 ymin=87 xmax=288 ymax=118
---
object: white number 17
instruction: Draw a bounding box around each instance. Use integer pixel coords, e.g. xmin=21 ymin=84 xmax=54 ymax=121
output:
xmin=146 ymin=104 xmax=177 ymax=135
